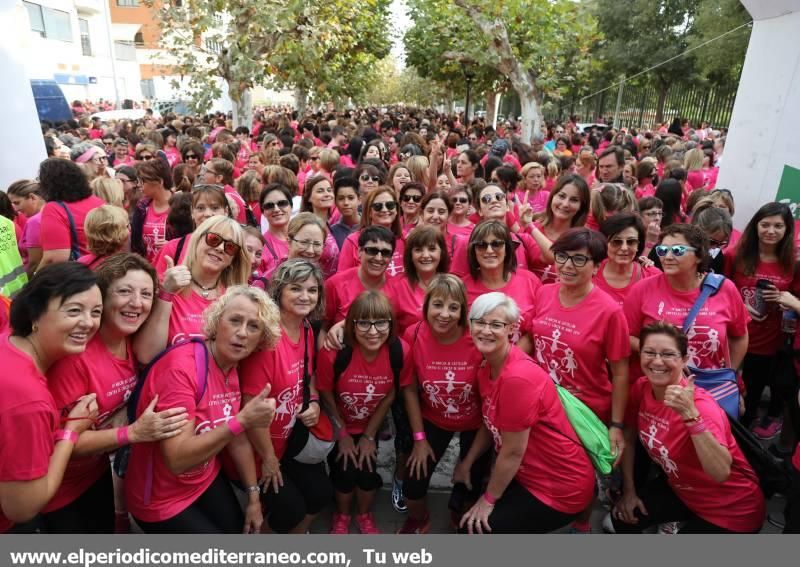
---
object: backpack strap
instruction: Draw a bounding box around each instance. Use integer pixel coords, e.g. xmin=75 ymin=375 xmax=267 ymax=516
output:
xmin=54 ymin=201 xmax=80 ymax=261
xmin=333 ymin=344 xmax=354 ymax=387
xmin=682 ymin=273 xmax=725 ymax=333
xmin=245 ymin=203 xmax=258 ymax=228
xmin=263 ymin=238 xmax=279 ymax=261
xmin=388 ymin=337 xmax=404 ymax=395
xmin=174 ymin=235 xmax=188 ymax=264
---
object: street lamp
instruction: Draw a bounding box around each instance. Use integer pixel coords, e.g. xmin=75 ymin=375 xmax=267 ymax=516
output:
xmin=460 ymin=61 xmax=475 ymax=125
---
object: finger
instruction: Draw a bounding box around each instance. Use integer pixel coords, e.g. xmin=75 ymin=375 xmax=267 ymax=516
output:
xmin=686 ymin=375 xmax=695 ymax=390
xmin=637 ymin=500 xmax=648 ymax=516
xmin=164 ymin=255 xmax=175 ymax=270
xmin=144 ymin=395 xmax=159 ymax=414
xmin=158 ymin=407 xmax=188 ymax=418
xmin=257 ymin=383 xmax=272 ymax=399
xmin=163 ymin=413 xmax=190 ymax=425
xmin=481 ymin=516 xmax=492 ymax=534
xmin=524 ymin=190 xmax=530 ymax=203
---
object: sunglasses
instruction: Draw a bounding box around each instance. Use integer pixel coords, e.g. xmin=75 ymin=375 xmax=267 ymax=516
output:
xmin=473 ymin=240 xmax=505 ymax=251
xmin=204 ymin=231 xmax=241 ymax=256
xmin=401 ymin=194 xmax=423 ymax=203
xmin=609 ymin=238 xmax=639 ymax=248
xmin=480 ymin=192 xmax=506 ymax=205
xmin=184 ymin=153 xmax=198 ymax=159
xmin=262 ymin=199 xmax=291 ymax=210
xmin=554 ymin=251 xmax=591 ymax=267
xmin=654 ymin=245 xmax=697 ymax=257
xmin=360 ymin=174 xmax=381 ymax=183
xmin=139 ymin=155 xmax=154 ymax=161
xmin=362 ymin=246 xmax=393 ymax=258
xmin=371 ymin=201 xmax=397 ymax=212
xmin=451 ymin=196 xmax=469 ymax=204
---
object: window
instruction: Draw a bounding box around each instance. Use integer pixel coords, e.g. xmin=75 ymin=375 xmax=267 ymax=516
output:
xmin=24 ymin=2 xmax=72 ymax=42
xmin=23 ymin=2 xmax=44 ymax=37
xmin=114 ymin=41 xmax=137 ymax=61
xmin=116 ymin=0 xmax=140 ymax=6
xmin=79 ymin=18 xmax=91 ymax=56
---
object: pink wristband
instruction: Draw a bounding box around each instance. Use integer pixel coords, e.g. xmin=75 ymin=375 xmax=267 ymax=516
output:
xmin=116 ymin=426 xmax=130 ymax=446
xmin=55 ymin=429 xmax=79 ymax=444
xmin=227 ymin=416 xmax=245 ymax=436
xmin=686 ymin=417 xmax=706 ymax=436
xmin=483 ymin=491 xmax=497 ymax=506
xmin=336 ymin=428 xmax=349 ymax=441
xmin=413 ymin=431 xmax=426 ymax=442
xmin=158 ymin=289 xmax=174 ymax=302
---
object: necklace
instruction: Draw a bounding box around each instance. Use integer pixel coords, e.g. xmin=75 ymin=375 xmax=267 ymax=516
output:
xmin=191 ymin=277 xmax=219 ymax=299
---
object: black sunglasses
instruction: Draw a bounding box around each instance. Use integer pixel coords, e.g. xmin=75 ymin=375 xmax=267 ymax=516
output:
xmin=371 ymin=201 xmax=397 ymax=212
xmin=451 ymin=196 xmax=469 ymax=204
xmin=362 ymin=246 xmax=393 ymax=258
xmin=262 ymin=199 xmax=291 ymax=210
xmin=473 ymin=240 xmax=505 ymax=251
xmin=360 ymin=174 xmax=381 ymax=183
xmin=184 ymin=153 xmax=198 ymax=159
xmin=401 ymin=194 xmax=422 ymax=203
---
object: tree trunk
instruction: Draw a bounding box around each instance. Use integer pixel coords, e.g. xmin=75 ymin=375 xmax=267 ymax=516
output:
xmin=230 ymin=87 xmax=252 ymax=128
xmin=295 ymin=87 xmax=308 ymax=116
xmin=486 ymin=91 xmax=497 ymax=126
xmin=655 ymin=82 xmax=670 ymax=124
xmin=518 ymin=87 xmax=542 ymax=144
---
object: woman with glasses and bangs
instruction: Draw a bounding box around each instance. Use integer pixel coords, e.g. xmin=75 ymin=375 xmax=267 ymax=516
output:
xmin=131 ymin=159 xmax=174 ymax=264
xmin=317 ymin=291 xmax=412 ymax=534
xmin=337 ymin=186 xmax=405 ymax=278
xmin=259 ymin=183 xmax=294 ymax=278
xmin=134 ymin=215 xmax=250 ymax=364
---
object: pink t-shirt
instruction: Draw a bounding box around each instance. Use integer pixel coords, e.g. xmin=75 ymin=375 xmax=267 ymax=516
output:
xmin=168 ymin=290 xmax=215 ymax=345
xmin=626 ymin=377 xmax=764 ymax=532
xmin=401 ymin=323 xmax=482 ymax=431
xmin=40 ymin=195 xmax=105 ymax=254
xmin=126 ymin=343 xmax=241 ymax=523
xmin=154 ymin=235 xmax=192 ymax=280
xmin=527 ymin=284 xmax=630 ymax=423
xmin=478 ymin=347 xmax=595 ymax=514
xmin=163 ymin=146 xmax=182 ymax=168
xmin=223 ymin=185 xmax=247 ymax=225
xmin=18 ymin=211 xmax=42 ymax=267
xmin=686 ymin=170 xmax=705 ymax=191
xmin=317 ymin=339 xmax=411 ymax=434
xmin=324 ymin=267 xmax=373 ymax=325
xmin=239 ymin=331 xmax=309 ymax=461
xmin=464 ymin=270 xmax=542 ymax=343
xmin=592 ymin=260 xmax=661 ymax=307
xmin=384 ymin=276 xmax=427 ymax=334
xmin=45 ymin=335 xmax=137 ymax=512
xmin=338 ymin=230 xmax=406 ymax=279
xmin=635 ymin=183 xmax=656 ymax=200
xmin=0 ymin=336 xmax=59 ymax=533
xmin=447 ymin=222 xmax=474 ymax=239
xmin=142 ymin=206 xmax=169 ymax=264
xmin=261 ymin=231 xmax=289 ymax=278
xmin=624 ymin=274 xmax=750 ymax=370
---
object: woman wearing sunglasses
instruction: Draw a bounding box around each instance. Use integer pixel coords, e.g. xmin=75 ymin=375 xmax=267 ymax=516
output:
xmin=135 ymin=215 xmax=250 ymax=364
xmin=399 ymin=182 xmax=425 ymax=237
xmin=0 ymin=263 xmax=100 ymax=533
xmin=44 ymin=254 xmax=188 ymax=533
xmin=354 ymin=162 xmax=386 ymax=202
xmin=317 ymin=291 xmax=411 ymax=534
xmin=337 ymin=186 xmax=405 ymax=278
xmin=624 ymin=224 xmax=749 ymax=392
xmin=181 ymin=143 xmax=204 ymax=176
xmin=447 ymin=185 xmax=475 ymax=238
xmin=259 ymin=183 xmax=294 ymax=278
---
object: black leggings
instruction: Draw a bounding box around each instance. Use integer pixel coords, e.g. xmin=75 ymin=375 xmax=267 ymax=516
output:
xmin=391 ymin=397 xmax=413 ymax=455
xmin=134 ymin=473 xmax=243 ymax=534
xmin=741 ymin=352 xmax=797 ymax=425
xmin=329 ymin=433 xmax=383 ymax=494
xmin=784 ymin=461 xmax=800 ymax=534
xmin=41 ymin=469 xmax=114 ymax=533
xmin=261 ymin=457 xmax=332 ymax=533
xmin=404 ymin=420 xmax=488 ymax=502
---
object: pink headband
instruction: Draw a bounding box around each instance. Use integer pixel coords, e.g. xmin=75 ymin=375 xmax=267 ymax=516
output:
xmin=75 ymin=148 xmax=98 ymax=164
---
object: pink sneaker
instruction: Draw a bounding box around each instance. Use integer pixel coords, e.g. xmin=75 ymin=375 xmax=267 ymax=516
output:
xmin=753 ymin=417 xmax=782 ymax=440
xmin=329 ymin=513 xmax=351 ymax=534
xmin=355 ymin=512 xmax=381 ymax=534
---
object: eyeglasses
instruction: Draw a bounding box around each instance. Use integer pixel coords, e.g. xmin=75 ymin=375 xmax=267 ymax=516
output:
xmin=184 ymin=153 xmax=198 ymax=160
xmin=401 ymin=194 xmax=423 ymax=203
xmin=371 ymin=201 xmax=397 ymax=212
xmin=451 ymin=196 xmax=469 ymax=205
xmin=554 ymin=251 xmax=591 ymax=267
xmin=480 ymin=192 xmax=506 ymax=205
xmin=361 ymin=246 xmax=393 ymax=258
xmin=262 ymin=199 xmax=291 ymax=210
xmin=609 ymin=237 xmax=639 ymax=248
xmin=291 ymin=237 xmax=324 ymax=251
xmin=204 ymin=231 xmax=241 ymax=256
xmin=470 ymin=319 xmax=510 ymax=332
xmin=139 ymin=154 xmax=154 ymax=161
xmin=641 ymin=349 xmax=681 ymax=361
xmin=654 ymin=245 xmax=697 ymax=257
xmin=643 ymin=210 xmax=663 ymax=218
xmin=360 ymin=174 xmax=381 ymax=183
xmin=473 ymin=240 xmax=505 ymax=251
xmin=355 ymin=319 xmax=391 ymax=333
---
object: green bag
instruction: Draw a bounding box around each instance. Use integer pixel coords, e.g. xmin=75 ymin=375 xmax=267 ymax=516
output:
xmin=554 ymin=385 xmax=616 ymax=475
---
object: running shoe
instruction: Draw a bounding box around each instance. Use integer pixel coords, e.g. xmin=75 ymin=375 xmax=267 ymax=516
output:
xmin=392 ymin=477 xmax=408 ymax=513
xmin=355 ymin=512 xmax=381 ymax=534
xmin=329 ymin=513 xmax=351 ymax=535
xmin=752 ymin=416 xmax=782 ymax=440
xmin=397 ymin=513 xmax=431 ymax=534
xmin=767 ymin=513 xmax=786 ymax=530
xmin=601 ymin=513 xmax=616 ymax=534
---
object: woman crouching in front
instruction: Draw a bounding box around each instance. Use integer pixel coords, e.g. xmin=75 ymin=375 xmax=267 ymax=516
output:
xmin=456 ymin=292 xmax=595 ymax=534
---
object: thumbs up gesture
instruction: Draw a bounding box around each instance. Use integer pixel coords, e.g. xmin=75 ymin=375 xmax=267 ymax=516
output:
xmin=663 ymin=374 xmax=698 ymax=420
xmin=238 ymin=384 xmax=276 ymax=429
xmin=162 ymin=255 xmax=191 ymax=295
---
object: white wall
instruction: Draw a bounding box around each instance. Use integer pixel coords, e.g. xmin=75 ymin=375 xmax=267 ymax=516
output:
xmin=717 ymin=1 xmax=800 ymax=228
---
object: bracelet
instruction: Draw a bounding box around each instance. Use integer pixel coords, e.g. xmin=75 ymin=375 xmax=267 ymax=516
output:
xmin=413 ymin=431 xmax=427 ymax=442
xmin=157 ymin=289 xmax=174 ymax=302
xmin=244 ymin=485 xmax=260 ymax=495
xmin=609 ymin=421 xmax=625 ymax=431
xmin=309 ymin=394 xmax=320 ymax=402
xmin=227 ymin=416 xmax=245 ymax=436
xmin=483 ymin=491 xmax=497 ymax=506
xmin=54 ymin=429 xmax=79 ymax=444
xmin=682 ymin=414 xmax=702 ymax=424
xmin=116 ymin=426 xmax=130 ymax=447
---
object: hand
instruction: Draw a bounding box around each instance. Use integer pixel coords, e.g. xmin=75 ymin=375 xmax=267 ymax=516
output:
xmin=260 ymin=452 xmax=283 ymax=494
xmin=129 ymin=395 xmax=189 ymax=443
xmin=637 ymin=255 xmax=655 ymax=269
xmin=739 ymin=394 xmax=746 ymax=417
xmin=777 ymin=291 xmax=800 ymax=311
xmin=516 ymin=191 xmax=533 ymax=226
xmin=335 ymin=434 xmax=359 ymax=471
xmin=613 ymin=490 xmax=647 ymax=524
xmin=323 ymin=321 xmax=345 ymax=351
xmin=162 ymin=256 xmax=191 ymax=295
xmin=762 ymin=285 xmax=781 ymax=303
xmin=745 ymin=302 xmax=768 ymax=323
xmin=239 ymin=384 xmax=276 ymax=429
xmin=663 ymin=375 xmax=698 ymax=420
xmin=646 ymin=221 xmax=661 ymax=243
xmin=407 ymin=439 xmax=436 ymax=480
xmin=451 ymin=460 xmax=473 ymax=491
xmin=459 ymin=495 xmax=494 ymax=534
xmin=357 ymin=435 xmax=377 ymax=472
xmin=609 ymin=426 xmax=625 ymax=467
xmin=297 ymin=402 xmax=320 ymax=428
xmin=242 ymin=497 xmax=263 ymax=534
xmin=65 ymin=394 xmax=98 ymax=433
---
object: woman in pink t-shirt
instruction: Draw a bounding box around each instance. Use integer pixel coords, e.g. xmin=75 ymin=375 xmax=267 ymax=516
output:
xmin=7 ymin=180 xmax=45 ymax=275
xmin=610 ymin=322 xmax=764 ymax=533
xmin=0 ymin=263 xmax=100 ymax=533
xmin=298 ymin=177 xmax=340 ymax=275
xmin=518 ymin=162 xmax=550 ymax=214
xmin=399 ymin=182 xmax=424 ymax=236
xmin=131 ymin=159 xmax=173 ymax=264
xmin=239 ymin=259 xmax=332 ymax=534
xmin=399 ymin=275 xmax=486 ymax=534
xmin=457 ymin=292 xmax=595 ymax=533
xmin=126 ymin=286 xmax=281 ymax=533
xmin=162 ymin=130 xmax=182 ymax=168
xmin=259 ymin=183 xmax=293 ymax=277
xmin=447 ymin=185 xmax=475 ymax=237
xmin=318 ymin=291 xmax=410 ymax=534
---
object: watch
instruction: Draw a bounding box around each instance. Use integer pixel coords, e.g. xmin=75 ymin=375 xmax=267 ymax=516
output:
xmin=610 ymin=421 xmax=625 ymax=430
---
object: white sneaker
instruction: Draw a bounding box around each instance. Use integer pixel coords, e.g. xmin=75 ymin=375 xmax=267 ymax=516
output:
xmin=601 ymin=513 xmax=616 ymax=534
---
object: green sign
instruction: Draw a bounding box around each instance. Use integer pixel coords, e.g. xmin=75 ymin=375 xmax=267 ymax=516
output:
xmin=775 ymin=164 xmax=800 ymax=220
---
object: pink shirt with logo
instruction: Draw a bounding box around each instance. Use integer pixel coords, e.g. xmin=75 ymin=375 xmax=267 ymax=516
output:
xmin=401 ymin=323 xmax=483 ymax=431
xmin=626 ymin=376 xmax=764 ymax=532
xmin=592 ymin=260 xmax=661 ymax=307
xmin=168 ymin=290 xmax=215 ymax=345
xmin=142 ymin=206 xmax=169 ymax=264
xmin=45 ymin=335 xmax=137 ymax=512
xmin=40 ymin=195 xmax=105 ymax=254
xmin=338 ymin=230 xmax=406 ymax=279
xmin=526 ymin=284 xmax=630 ymax=423
xmin=126 ymin=344 xmax=241 ymax=523
xmin=478 ymin=347 xmax=595 ymax=514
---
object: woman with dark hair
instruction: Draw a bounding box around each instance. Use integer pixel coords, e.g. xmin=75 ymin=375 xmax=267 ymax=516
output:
xmin=447 ymin=185 xmax=474 ymax=237
xmin=690 ymin=203 xmax=732 ymax=274
xmin=259 ymin=182 xmax=294 ymax=277
xmin=131 ymin=158 xmax=174 ymax=264
xmin=729 ymin=203 xmax=799 ymax=438
xmin=454 ymin=150 xmax=483 ymax=185
xmin=341 ymin=136 xmax=363 ymax=169
xmin=0 ymin=263 xmax=100 ymax=533
xmin=115 ymin=165 xmax=141 ymax=212
xmin=635 ymin=161 xmax=657 ymax=199
xmin=172 ymin=163 xmax=196 ymax=193
xmin=301 ymin=174 xmax=335 ymax=225
xmin=354 ymin=161 xmax=386 ymax=203
xmin=654 ymin=178 xmax=686 ymax=229
xmin=38 ymin=158 xmax=105 ymax=268
xmin=398 ymin=182 xmax=425 ymax=236
xmin=201 ymin=158 xmax=247 ymax=224
xmin=181 ymin=142 xmax=204 ymax=176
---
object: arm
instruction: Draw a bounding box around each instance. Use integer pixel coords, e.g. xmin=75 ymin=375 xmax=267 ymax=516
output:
xmin=609 ymin=358 xmax=629 ymax=464
xmin=484 ymin=429 xmax=528 ymax=500
xmin=629 ymin=336 xmax=640 ymax=355
xmin=614 ymin=426 xmax=648 ymax=524
xmin=356 ymin=388 xmax=395 ymax=472
xmin=25 ymin=248 xmax=42 ymax=276
xmin=242 ymin=393 xmax=282 ymax=492
xmin=132 ymin=297 xmax=171 ymax=364
xmin=225 ymin=434 xmax=262 ymax=533
xmin=37 ymin=249 xmax=70 ymax=269
xmin=728 ymin=332 xmax=748 ymax=370
xmin=404 ymin=381 xmax=436 ymax=479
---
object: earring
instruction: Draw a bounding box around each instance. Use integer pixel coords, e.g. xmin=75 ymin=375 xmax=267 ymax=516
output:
xmin=32 ymin=323 xmax=39 ymax=334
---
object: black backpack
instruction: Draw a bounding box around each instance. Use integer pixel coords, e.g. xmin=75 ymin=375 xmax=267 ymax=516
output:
xmin=727 ymin=414 xmax=791 ymax=499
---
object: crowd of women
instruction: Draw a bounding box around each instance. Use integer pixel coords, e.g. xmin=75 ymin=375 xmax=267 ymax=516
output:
xmin=1 ymin=106 xmax=798 ymax=535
